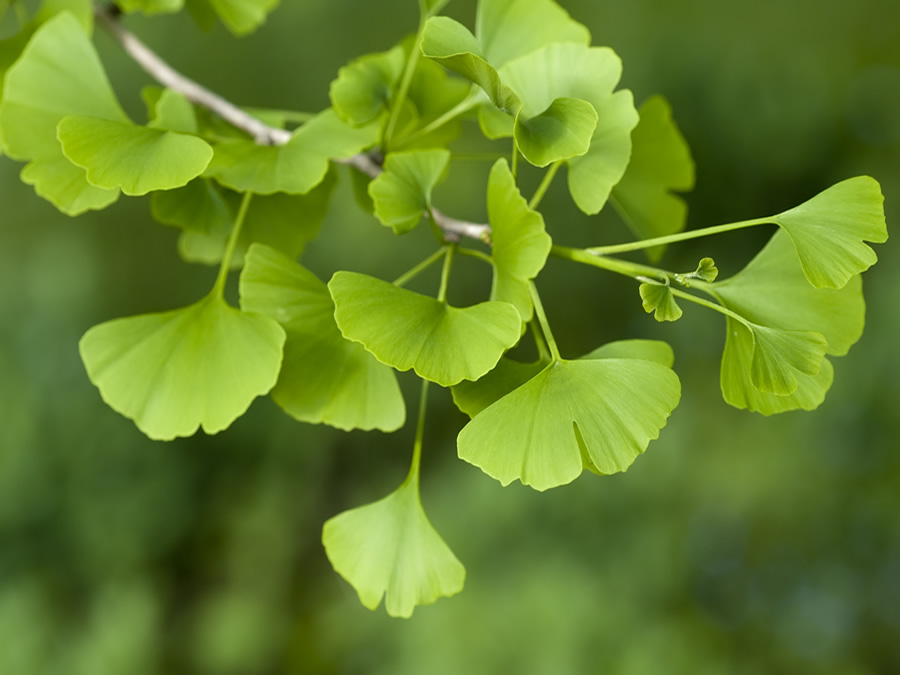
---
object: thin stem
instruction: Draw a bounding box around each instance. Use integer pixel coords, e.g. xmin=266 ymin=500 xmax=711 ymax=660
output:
xmin=393 ymin=87 xmax=481 ymax=150
xmin=384 ymin=18 xmax=425 ymax=148
xmin=405 ymin=378 xmax=431 ymax=486
xmin=551 ymin=245 xmax=669 ymax=282
xmin=528 ymin=282 xmax=561 ymax=361
xmin=430 ymin=209 xmax=492 ymax=243
xmin=437 ymin=243 xmax=456 ymax=302
xmin=456 ymin=247 xmax=493 ymax=266
xmin=669 ymin=287 xmax=750 ymax=326
xmin=214 ymin=192 xmax=253 ymax=297
xmin=529 ymin=161 xmax=561 ymax=210
xmin=392 ymin=247 xmax=447 ymax=287
xmin=587 ymin=217 xmax=773 ymax=256
xmin=530 ymin=319 xmax=552 ymax=363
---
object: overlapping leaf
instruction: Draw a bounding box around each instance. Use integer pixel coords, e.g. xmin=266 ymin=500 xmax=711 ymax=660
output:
xmin=185 ymin=0 xmax=278 ymax=35
xmin=207 ymin=109 xmax=378 ymax=194
xmin=768 ymin=176 xmax=887 ymax=289
xmin=147 ymin=89 xmax=198 ymax=134
xmin=322 ymin=477 xmax=465 ymax=618
xmin=79 ymin=294 xmax=285 ymax=441
xmin=487 ymin=159 xmax=552 ymax=320
xmin=329 ymin=46 xmax=406 ymax=126
xmin=150 ymin=178 xmax=232 ymax=237
xmin=369 ymin=149 xmax=450 ymax=234
xmin=611 ymin=96 xmax=695 ymax=260
xmin=240 ymin=244 xmax=405 ymax=432
xmin=457 ymin=357 xmax=681 ymax=491
xmin=328 ymin=271 xmax=521 ymax=386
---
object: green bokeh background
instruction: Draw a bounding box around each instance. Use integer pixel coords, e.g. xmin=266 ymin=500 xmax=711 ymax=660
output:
xmin=1 ymin=0 xmax=899 ymax=672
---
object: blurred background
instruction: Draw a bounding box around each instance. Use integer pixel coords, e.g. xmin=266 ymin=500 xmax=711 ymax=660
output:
xmin=1 ymin=0 xmax=898 ymax=672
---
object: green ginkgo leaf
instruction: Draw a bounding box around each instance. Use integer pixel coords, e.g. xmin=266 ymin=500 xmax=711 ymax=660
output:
xmin=477 ymin=104 xmax=514 ymax=139
xmin=368 ymin=149 xmax=451 ymax=234
xmin=639 ymin=281 xmax=683 ymax=322
xmin=322 ymin=476 xmax=465 ymax=618
xmin=150 ymin=178 xmax=232 ymax=236
xmin=329 ymin=271 xmax=522 ymax=387
xmin=240 ymin=244 xmax=405 ymax=432
xmin=611 ymin=96 xmax=695 ymax=261
xmin=57 ymin=116 xmax=213 ymax=195
xmin=675 ymin=257 xmax=718 ymax=285
xmin=748 ymin=324 xmax=827 ymax=395
xmin=487 ymin=159 xmax=552 ymax=320
xmin=79 ymin=294 xmax=286 ymax=441
xmin=513 ymin=97 xmax=598 ymax=167
xmin=0 ymin=12 xmax=126 ymax=214
xmin=499 ymin=43 xmax=638 ymax=210
xmin=769 ymin=176 xmax=887 ymax=289
xmin=457 ymin=357 xmax=681 ymax=491
xmin=147 ymin=89 xmax=198 ymax=134
xmin=116 ymin=0 xmax=184 ymax=15
xmin=207 ymin=109 xmax=378 ymax=194
xmin=394 ymin=57 xmax=473 ymax=150
xmin=329 ymin=45 xmax=406 ymax=126
xmin=185 ymin=0 xmax=278 ymax=35
xmin=179 ymin=169 xmax=337 ymax=267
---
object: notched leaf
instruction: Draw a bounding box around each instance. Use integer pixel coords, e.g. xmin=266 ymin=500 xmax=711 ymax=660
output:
xmin=639 ymin=279 xmax=683 ymax=322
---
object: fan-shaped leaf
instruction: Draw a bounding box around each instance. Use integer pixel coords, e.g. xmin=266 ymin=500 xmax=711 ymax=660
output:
xmin=329 ymin=46 xmax=406 ymax=126
xmin=457 ymin=358 xmax=681 ymax=491
xmin=240 ymin=245 xmax=405 ymax=432
xmin=79 ymin=294 xmax=285 ymax=441
xmin=329 ymin=271 xmax=521 ymax=387
xmin=147 ymin=89 xmax=198 ymax=134
xmin=513 ymin=97 xmax=597 ymax=167
xmin=150 ymin=178 xmax=232 ymax=236
xmin=749 ymin=324 xmax=827 ymax=395
xmin=639 ymin=281 xmax=683 ymax=322
xmin=322 ymin=477 xmax=465 ymax=618
xmin=369 ymin=149 xmax=450 ymax=234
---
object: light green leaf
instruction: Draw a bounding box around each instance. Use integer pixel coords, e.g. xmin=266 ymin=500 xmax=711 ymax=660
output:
xmin=769 ymin=176 xmax=887 ymax=289
xmin=369 ymin=149 xmax=450 ymax=234
xmin=329 ymin=271 xmax=522 ymax=387
xmin=329 ymin=45 xmax=406 ymax=126
xmin=185 ymin=0 xmax=278 ymax=35
xmin=579 ymin=338 xmax=675 ymax=366
xmin=0 ymin=13 xmax=127 ymax=214
xmin=34 ymin=0 xmax=93 ymax=32
xmin=147 ymin=89 xmax=198 ymax=134
xmin=323 ymin=477 xmax=465 ymax=618
xmin=611 ymin=96 xmax=695 ymax=261
xmin=57 ymin=116 xmax=212 ymax=195
xmin=240 ymin=244 xmax=405 ymax=432
xmin=179 ymin=169 xmax=337 ymax=267
xmin=457 ymin=358 xmax=681 ymax=491
xmin=477 ymin=104 xmax=514 ymax=139
xmin=487 ymin=159 xmax=552 ymax=320
xmin=748 ymin=324 xmax=826 ymax=395
xmin=207 ymin=109 xmax=378 ymax=194
xmin=675 ymin=257 xmax=718 ymax=285
xmin=116 ymin=0 xmax=184 ymax=15
xmin=499 ymin=43 xmax=638 ymax=209
xmin=79 ymin=294 xmax=286 ymax=441
xmin=393 ymin=58 xmax=473 ymax=150
xmin=639 ymin=281 xmax=683 ymax=322
xmin=150 ymin=178 xmax=232 ymax=236
xmin=513 ymin=97 xmax=598 ymax=167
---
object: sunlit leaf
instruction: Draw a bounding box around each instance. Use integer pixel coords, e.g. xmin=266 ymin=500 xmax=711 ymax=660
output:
xmin=477 ymin=104 xmax=514 ymax=139
xmin=207 ymin=109 xmax=378 ymax=194
xmin=116 ymin=0 xmax=184 ymax=15
xmin=57 ymin=116 xmax=213 ymax=195
xmin=79 ymin=294 xmax=286 ymax=441
xmin=639 ymin=281 xmax=683 ymax=322
xmin=240 ymin=244 xmax=405 ymax=432
xmin=323 ymin=477 xmax=465 ymax=618
xmin=329 ymin=46 xmax=406 ymax=126
xmin=747 ymin=324 xmax=826 ymax=395
xmin=147 ymin=89 xmax=198 ymax=134
xmin=0 ymin=13 xmax=126 ymax=214
xmin=457 ymin=358 xmax=681 ymax=491
xmin=487 ymin=159 xmax=552 ymax=320
xmin=769 ymin=176 xmax=887 ymax=289
xmin=611 ymin=96 xmax=695 ymax=261
xmin=513 ymin=97 xmax=597 ymax=167
xmin=369 ymin=149 xmax=450 ymax=234
xmin=329 ymin=271 xmax=521 ymax=387
xmin=185 ymin=0 xmax=278 ymax=35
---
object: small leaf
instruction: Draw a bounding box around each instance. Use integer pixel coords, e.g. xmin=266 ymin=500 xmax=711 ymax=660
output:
xmin=79 ymin=294 xmax=286 ymax=441
xmin=675 ymin=257 xmax=718 ymax=285
xmin=322 ymin=477 xmax=465 ymax=618
xmin=207 ymin=109 xmax=378 ymax=194
xmin=329 ymin=271 xmax=522 ymax=387
xmin=487 ymin=159 xmax=552 ymax=320
xmin=639 ymin=280 xmax=683 ymax=322
xmin=513 ymin=97 xmax=598 ymax=167
xmin=185 ymin=0 xmax=279 ymax=35
xmin=329 ymin=45 xmax=406 ymax=126
xmin=368 ymin=149 xmax=451 ymax=234
xmin=770 ymin=176 xmax=887 ymax=289
xmin=611 ymin=96 xmax=695 ymax=261
xmin=57 ymin=116 xmax=213 ymax=195
xmin=457 ymin=358 xmax=681 ymax=491
xmin=240 ymin=244 xmax=405 ymax=432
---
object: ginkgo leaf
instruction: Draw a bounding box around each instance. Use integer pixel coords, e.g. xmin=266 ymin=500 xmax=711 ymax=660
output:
xmin=179 ymin=169 xmax=337 ymax=267
xmin=147 ymin=89 xmax=198 ymax=134
xmin=0 ymin=13 xmax=127 ymax=214
xmin=457 ymin=358 xmax=681 ymax=491
xmin=477 ymin=104 xmax=514 ymax=139
xmin=499 ymin=43 xmax=638 ymax=210
xmin=368 ymin=149 xmax=450 ymax=234
xmin=322 ymin=477 xmax=465 ymax=618
xmin=240 ymin=244 xmax=405 ymax=432
xmin=579 ymin=338 xmax=675 ymax=365
xmin=749 ymin=324 xmax=826 ymax=395
xmin=675 ymin=257 xmax=718 ymax=285
xmin=329 ymin=45 xmax=406 ymax=126
xmin=329 ymin=271 xmax=522 ymax=387
xmin=207 ymin=109 xmax=378 ymax=194
xmin=116 ymin=0 xmax=184 ymax=15
xmin=611 ymin=96 xmax=695 ymax=261
xmin=150 ymin=178 xmax=232 ymax=236
xmin=79 ymin=294 xmax=286 ymax=441
xmin=57 ymin=116 xmax=213 ymax=195
xmin=639 ymin=281 xmax=683 ymax=322
xmin=487 ymin=159 xmax=552 ymax=320
xmin=394 ymin=57 xmax=473 ymax=150
xmin=185 ymin=0 xmax=278 ymax=35
xmin=769 ymin=176 xmax=887 ymax=289
xmin=513 ymin=97 xmax=598 ymax=167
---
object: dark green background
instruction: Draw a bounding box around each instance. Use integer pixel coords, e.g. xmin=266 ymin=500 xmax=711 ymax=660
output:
xmin=1 ymin=0 xmax=898 ymax=672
